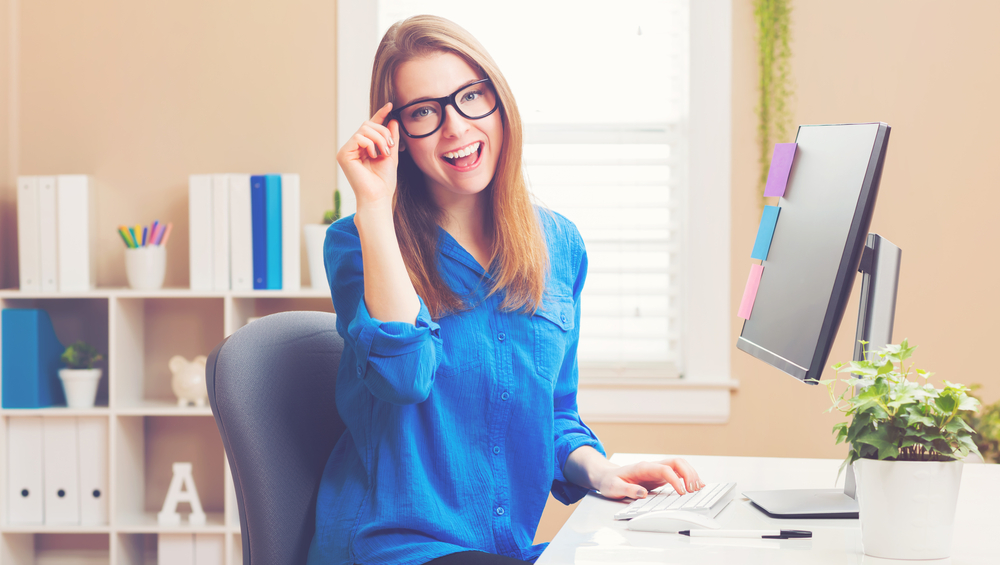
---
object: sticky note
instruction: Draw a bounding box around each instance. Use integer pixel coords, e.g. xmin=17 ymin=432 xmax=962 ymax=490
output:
xmin=750 ymin=205 xmax=781 ymax=260
xmin=738 ymin=264 xmax=764 ymax=320
xmin=763 ymin=143 xmax=797 ymax=197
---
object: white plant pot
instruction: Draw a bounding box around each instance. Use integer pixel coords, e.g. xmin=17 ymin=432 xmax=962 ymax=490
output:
xmin=58 ymin=368 xmax=102 ymax=409
xmin=304 ymin=223 xmax=331 ymax=292
xmin=854 ymin=457 xmax=964 ymax=560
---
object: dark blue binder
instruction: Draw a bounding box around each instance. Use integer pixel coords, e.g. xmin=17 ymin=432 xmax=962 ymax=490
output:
xmin=1 ymin=309 xmax=66 ymax=408
xmin=251 ymin=175 xmax=268 ymax=289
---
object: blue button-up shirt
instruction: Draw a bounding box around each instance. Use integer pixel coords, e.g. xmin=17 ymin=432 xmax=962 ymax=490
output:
xmin=307 ymin=209 xmax=604 ymax=565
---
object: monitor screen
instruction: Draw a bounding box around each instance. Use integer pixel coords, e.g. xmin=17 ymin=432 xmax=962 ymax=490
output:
xmin=737 ymin=122 xmax=891 ymax=383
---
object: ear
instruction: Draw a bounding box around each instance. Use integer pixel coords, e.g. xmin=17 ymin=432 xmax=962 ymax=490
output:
xmin=168 ymin=355 xmax=187 ymax=373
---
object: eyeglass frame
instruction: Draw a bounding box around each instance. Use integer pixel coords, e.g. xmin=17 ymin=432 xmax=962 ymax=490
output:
xmin=388 ymin=78 xmax=500 ymax=139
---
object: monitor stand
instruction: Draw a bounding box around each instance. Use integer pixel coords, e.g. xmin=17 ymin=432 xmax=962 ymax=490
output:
xmin=743 ymin=233 xmax=901 ymax=519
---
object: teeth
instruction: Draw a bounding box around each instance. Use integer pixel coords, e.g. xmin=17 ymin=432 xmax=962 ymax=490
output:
xmin=444 ymin=142 xmax=481 ymax=160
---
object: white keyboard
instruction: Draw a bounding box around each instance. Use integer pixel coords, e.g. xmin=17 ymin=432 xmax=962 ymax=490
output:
xmin=614 ymin=482 xmax=737 ymax=520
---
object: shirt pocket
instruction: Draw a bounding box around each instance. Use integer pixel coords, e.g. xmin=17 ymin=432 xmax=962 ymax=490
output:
xmin=532 ymin=295 xmax=575 ymax=383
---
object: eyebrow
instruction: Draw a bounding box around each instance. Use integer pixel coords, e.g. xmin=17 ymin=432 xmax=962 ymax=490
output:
xmin=397 ymin=78 xmax=485 ymax=109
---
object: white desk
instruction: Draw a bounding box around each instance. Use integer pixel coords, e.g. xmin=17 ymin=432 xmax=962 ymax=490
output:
xmin=537 ymin=454 xmax=998 ymax=564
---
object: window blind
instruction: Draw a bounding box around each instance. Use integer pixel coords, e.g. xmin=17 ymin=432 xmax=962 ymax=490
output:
xmin=524 ymin=124 xmax=682 ymax=380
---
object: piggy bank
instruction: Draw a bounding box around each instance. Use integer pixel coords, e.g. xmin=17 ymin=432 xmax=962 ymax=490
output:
xmin=169 ymin=355 xmax=208 ymax=407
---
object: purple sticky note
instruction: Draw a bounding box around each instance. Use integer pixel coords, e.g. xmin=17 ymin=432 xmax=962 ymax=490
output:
xmin=763 ymin=143 xmax=797 ymax=197
xmin=738 ymin=264 xmax=764 ymax=320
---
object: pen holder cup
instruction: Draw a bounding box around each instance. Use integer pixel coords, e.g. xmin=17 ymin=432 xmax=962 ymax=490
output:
xmin=125 ymin=246 xmax=167 ymax=290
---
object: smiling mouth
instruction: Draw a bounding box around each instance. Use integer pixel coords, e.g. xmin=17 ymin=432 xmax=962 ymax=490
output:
xmin=441 ymin=141 xmax=483 ymax=168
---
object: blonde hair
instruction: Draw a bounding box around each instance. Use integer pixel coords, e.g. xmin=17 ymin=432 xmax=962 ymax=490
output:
xmin=370 ymin=15 xmax=548 ymax=318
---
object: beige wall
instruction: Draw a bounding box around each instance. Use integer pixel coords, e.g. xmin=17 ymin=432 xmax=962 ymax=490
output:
xmin=1 ymin=0 xmax=337 ymax=289
xmin=2 ymin=0 xmax=998 ymax=546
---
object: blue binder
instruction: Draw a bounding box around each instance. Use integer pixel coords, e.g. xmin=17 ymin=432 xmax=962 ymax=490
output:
xmin=1 ymin=309 xmax=66 ymax=408
xmin=251 ymin=175 xmax=268 ymax=289
xmin=265 ymin=174 xmax=283 ymax=289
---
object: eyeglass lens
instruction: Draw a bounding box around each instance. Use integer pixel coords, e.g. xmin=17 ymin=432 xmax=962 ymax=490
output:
xmin=399 ymin=82 xmax=497 ymax=137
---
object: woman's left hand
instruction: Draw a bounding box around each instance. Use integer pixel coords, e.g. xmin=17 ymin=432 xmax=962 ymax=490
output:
xmin=593 ymin=458 xmax=703 ymax=500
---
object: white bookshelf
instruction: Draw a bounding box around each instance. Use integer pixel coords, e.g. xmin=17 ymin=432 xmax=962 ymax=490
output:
xmin=0 ymin=287 xmax=332 ymax=565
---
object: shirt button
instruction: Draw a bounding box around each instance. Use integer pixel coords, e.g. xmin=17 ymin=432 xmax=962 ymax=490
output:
xmin=560 ymin=313 xmax=567 ymax=324
xmin=498 ymin=332 xmax=506 ymax=341
xmin=493 ymin=446 xmax=501 ymax=455
xmin=496 ymin=507 xmax=505 ymax=516
xmin=501 ymin=392 xmax=509 ymax=401
xmin=356 ymin=366 xmax=363 ymax=377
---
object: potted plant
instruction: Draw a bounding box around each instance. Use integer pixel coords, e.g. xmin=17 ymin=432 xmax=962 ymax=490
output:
xmin=304 ymin=188 xmax=340 ymax=292
xmin=822 ymin=339 xmax=980 ymax=560
xmin=58 ymin=341 xmax=104 ymax=409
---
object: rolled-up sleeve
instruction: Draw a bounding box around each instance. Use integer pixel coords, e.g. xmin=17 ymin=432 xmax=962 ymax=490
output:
xmin=326 ymin=220 xmax=442 ymax=405
xmin=551 ymin=228 xmax=605 ymax=505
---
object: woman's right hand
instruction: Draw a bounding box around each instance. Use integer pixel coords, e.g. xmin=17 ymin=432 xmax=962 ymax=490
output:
xmin=336 ymin=103 xmax=400 ymax=208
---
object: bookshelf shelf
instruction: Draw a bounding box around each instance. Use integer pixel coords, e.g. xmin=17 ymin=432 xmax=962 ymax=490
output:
xmin=0 ymin=524 xmax=112 ymax=534
xmin=0 ymin=289 xmax=334 ymax=564
xmin=1 ymin=407 xmax=111 ymax=416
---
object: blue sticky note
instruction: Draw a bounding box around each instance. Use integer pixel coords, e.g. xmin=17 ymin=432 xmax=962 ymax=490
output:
xmin=751 ymin=205 xmax=780 ymax=261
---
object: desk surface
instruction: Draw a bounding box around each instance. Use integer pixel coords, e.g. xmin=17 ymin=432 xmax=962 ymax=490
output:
xmin=537 ymin=454 xmax=998 ymax=565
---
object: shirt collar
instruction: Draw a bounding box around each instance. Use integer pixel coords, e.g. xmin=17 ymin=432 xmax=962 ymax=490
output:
xmin=436 ymin=226 xmax=494 ymax=280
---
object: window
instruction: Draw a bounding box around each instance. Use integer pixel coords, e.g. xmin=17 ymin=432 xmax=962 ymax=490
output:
xmin=337 ymin=1 xmax=736 ymax=422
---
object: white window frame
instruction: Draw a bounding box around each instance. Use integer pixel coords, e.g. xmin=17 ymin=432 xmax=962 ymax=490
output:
xmin=336 ymin=0 xmax=737 ymax=423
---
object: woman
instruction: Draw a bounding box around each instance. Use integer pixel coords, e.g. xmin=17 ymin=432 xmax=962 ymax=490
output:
xmin=308 ymin=15 xmax=703 ymax=565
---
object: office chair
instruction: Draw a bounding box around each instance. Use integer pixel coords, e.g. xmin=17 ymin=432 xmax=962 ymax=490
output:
xmin=206 ymin=311 xmax=345 ymax=565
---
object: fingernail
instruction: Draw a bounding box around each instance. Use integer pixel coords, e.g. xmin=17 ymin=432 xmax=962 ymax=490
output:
xmin=637 ymin=488 xmax=648 ymax=498
xmin=388 ymin=136 xmax=394 ymax=147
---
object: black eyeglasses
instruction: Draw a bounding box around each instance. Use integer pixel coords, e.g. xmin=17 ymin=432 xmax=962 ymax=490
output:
xmin=389 ymin=78 xmax=499 ymax=138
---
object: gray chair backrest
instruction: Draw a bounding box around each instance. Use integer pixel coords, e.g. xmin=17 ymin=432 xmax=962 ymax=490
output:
xmin=206 ymin=311 xmax=345 ymax=565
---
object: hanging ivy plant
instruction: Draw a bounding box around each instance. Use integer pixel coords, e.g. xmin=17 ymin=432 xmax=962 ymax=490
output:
xmin=754 ymin=0 xmax=794 ymax=201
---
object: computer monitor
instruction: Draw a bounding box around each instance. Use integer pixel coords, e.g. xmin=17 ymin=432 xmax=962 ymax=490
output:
xmin=737 ymin=122 xmax=892 ymax=383
xmin=736 ymin=122 xmax=898 ymax=519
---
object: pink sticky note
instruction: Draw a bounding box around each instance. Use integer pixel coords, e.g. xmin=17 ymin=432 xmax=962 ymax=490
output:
xmin=738 ymin=264 xmax=764 ymax=320
xmin=763 ymin=143 xmax=797 ymax=197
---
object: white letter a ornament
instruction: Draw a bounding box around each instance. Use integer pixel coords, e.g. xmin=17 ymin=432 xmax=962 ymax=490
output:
xmin=157 ymin=462 xmax=207 ymax=526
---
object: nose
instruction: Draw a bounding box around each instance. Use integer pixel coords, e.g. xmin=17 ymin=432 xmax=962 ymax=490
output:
xmin=440 ymin=104 xmax=470 ymax=138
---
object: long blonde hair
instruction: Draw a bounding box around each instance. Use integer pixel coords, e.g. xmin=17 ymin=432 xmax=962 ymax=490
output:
xmin=370 ymin=15 xmax=547 ymax=318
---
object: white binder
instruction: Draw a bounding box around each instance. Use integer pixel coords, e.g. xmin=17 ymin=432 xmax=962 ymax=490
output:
xmin=16 ymin=176 xmax=41 ymax=291
xmin=38 ymin=177 xmax=59 ymax=292
xmin=158 ymin=533 xmax=195 ymax=565
xmin=189 ymin=175 xmax=214 ymax=291
xmin=194 ymin=534 xmax=225 ymax=565
xmin=212 ymin=174 xmax=231 ymax=291
xmin=42 ymin=416 xmax=80 ymax=524
xmin=229 ymin=174 xmax=254 ymax=291
xmin=56 ymin=175 xmax=97 ymax=292
xmin=7 ymin=417 xmax=44 ymax=524
xmin=77 ymin=417 xmax=109 ymax=525
xmin=281 ymin=173 xmax=301 ymax=291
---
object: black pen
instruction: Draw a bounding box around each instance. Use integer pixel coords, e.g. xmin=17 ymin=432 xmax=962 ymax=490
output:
xmin=678 ymin=529 xmax=812 ymax=539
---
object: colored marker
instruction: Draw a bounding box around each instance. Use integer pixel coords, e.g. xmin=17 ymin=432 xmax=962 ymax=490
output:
xmin=118 ymin=227 xmax=133 ymax=248
xmin=160 ymin=222 xmax=174 ymax=246
xmin=141 ymin=226 xmax=148 ymax=247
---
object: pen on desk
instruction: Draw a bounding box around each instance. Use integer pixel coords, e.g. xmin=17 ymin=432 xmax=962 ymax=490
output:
xmin=679 ymin=530 xmax=812 ymax=539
